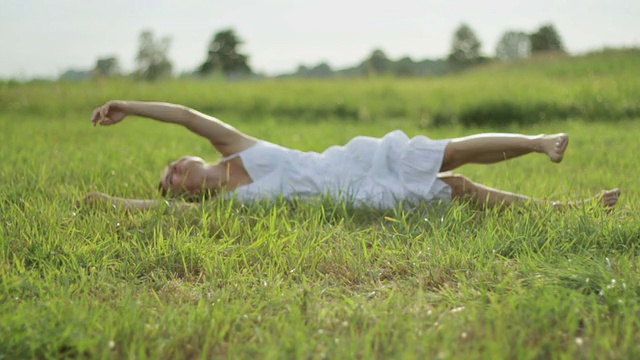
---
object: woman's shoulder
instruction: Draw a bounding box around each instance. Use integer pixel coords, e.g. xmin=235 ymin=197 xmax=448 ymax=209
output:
xmin=219 ymin=136 xmax=259 ymax=158
xmin=231 ymin=139 xmax=291 ymax=176
xmin=219 ymin=138 xmax=286 ymax=161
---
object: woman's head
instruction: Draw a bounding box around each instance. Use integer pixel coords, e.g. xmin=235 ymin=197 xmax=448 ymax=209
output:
xmin=158 ymin=156 xmax=216 ymax=200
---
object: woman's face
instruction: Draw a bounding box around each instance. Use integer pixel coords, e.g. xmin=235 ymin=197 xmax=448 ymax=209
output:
xmin=160 ymin=156 xmax=208 ymax=195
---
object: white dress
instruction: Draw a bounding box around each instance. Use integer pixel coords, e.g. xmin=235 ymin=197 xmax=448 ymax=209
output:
xmin=226 ymin=130 xmax=451 ymax=209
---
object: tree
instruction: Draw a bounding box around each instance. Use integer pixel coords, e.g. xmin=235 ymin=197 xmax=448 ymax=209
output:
xmin=306 ymin=62 xmax=333 ymax=78
xmin=296 ymin=65 xmax=309 ymax=76
xmin=198 ymin=29 xmax=251 ymax=77
xmin=448 ymin=23 xmax=482 ymax=68
xmin=496 ymin=31 xmax=531 ymax=60
xmin=93 ymin=56 xmax=121 ymax=77
xmin=135 ymin=30 xmax=173 ymax=81
xmin=530 ymin=24 xmax=565 ymax=53
xmin=59 ymin=69 xmax=91 ymax=81
xmin=365 ymin=49 xmax=391 ymax=76
xmin=394 ymin=57 xmax=415 ymax=77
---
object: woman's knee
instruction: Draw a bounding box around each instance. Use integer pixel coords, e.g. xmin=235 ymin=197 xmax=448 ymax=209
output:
xmin=440 ymin=143 xmax=459 ymax=172
xmin=439 ymin=174 xmax=475 ymax=198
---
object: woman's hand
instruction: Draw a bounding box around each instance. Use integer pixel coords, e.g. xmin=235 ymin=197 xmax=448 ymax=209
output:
xmin=75 ymin=191 xmax=113 ymax=208
xmin=91 ymin=101 xmax=130 ymax=126
xmin=75 ymin=192 xmax=189 ymax=211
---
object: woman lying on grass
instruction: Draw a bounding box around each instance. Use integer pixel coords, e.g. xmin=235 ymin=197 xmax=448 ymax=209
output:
xmin=81 ymin=100 xmax=621 ymax=211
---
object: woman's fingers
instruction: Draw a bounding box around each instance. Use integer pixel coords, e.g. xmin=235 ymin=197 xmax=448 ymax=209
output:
xmin=76 ymin=192 xmax=96 ymax=208
xmin=91 ymin=108 xmax=100 ymax=126
xmin=91 ymin=103 xmax=113 ymax=126
xmin=100 ymin=103 xmax=109 ymax=120
xmin=91 ymin=105 xmax=107 ymax=126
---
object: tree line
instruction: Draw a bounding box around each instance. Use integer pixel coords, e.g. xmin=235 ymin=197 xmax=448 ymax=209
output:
xmin=61 ymin=23 xmax=565 ymax=81
xmin=448 ymin=23 xmax=565 ymax=69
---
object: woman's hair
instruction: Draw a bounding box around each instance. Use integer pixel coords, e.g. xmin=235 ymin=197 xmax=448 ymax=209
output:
xmin=157 ymin=182 xmax=216 ymax=203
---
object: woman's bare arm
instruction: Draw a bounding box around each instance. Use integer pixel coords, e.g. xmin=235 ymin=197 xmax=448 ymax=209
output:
xmin=91 ymin=100 xmax=257 ymax=156
xmin=77 ymin=192 xmax=195 ymax=212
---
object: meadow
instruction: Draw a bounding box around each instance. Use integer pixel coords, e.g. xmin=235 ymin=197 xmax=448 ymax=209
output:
xmin=1 ymin=49 xmax=640 ymax=358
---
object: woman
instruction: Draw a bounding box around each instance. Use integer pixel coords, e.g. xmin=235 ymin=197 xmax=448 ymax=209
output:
xmin=82 ymin=100 xmax=620 ymax=211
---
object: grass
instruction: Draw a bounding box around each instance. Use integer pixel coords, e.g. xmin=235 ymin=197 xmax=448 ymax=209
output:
xmin=1 ymin=50 xmax=640 ymax=358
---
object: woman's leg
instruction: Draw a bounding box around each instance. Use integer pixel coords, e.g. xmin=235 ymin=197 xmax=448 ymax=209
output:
xmin=440 ymin=133 xmax=569 ymax=172
xmin=439 ymin=174 xmax=621 ymax=209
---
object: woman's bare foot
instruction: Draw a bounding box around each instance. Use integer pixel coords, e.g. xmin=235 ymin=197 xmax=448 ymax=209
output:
xmin=539 ymin=133 xmax=569 ymax=163
xmin=592 ymin=188 xmax=621 ymax=208
xmin=556 ymin=188 xmax=622 ymax=210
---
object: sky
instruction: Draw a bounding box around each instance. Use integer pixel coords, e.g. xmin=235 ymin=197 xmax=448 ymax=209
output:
xmin=1 ymin=0 xmax=638 ymax=79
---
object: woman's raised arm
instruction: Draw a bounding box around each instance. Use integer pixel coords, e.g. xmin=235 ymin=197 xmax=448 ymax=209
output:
xmin=91 ymin=100 xmax=257 ymax=156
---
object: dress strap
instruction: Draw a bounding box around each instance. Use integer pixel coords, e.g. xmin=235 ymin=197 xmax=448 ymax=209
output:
xmin=219 ymin=152 xmax=241 ymax=162
xmin=219 ymin=142 xmax=262 ymax=163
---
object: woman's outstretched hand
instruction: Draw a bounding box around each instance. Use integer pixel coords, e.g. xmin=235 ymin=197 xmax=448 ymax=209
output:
xmin=75 ymin=192 xmax=192 ymax=212
xmin=75 ymin=191 xmax=113 ymax=208
xmin=91 ymin=101 xmax=129 ymax=126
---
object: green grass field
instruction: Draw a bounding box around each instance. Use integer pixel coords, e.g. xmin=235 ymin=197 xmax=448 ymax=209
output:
xmin=1 ymin=50 xmax=640 ymax=359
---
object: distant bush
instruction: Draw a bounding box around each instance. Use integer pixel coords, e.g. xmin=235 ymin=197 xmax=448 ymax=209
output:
xmin=441 ymin=99 xmax=640 ymax=127
xmin=452 ymin=101 xmax=576 ymax=127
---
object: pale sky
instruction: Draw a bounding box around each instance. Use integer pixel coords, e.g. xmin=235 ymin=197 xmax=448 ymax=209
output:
xmin=1 ymin=0 xmax=638 ymax=78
